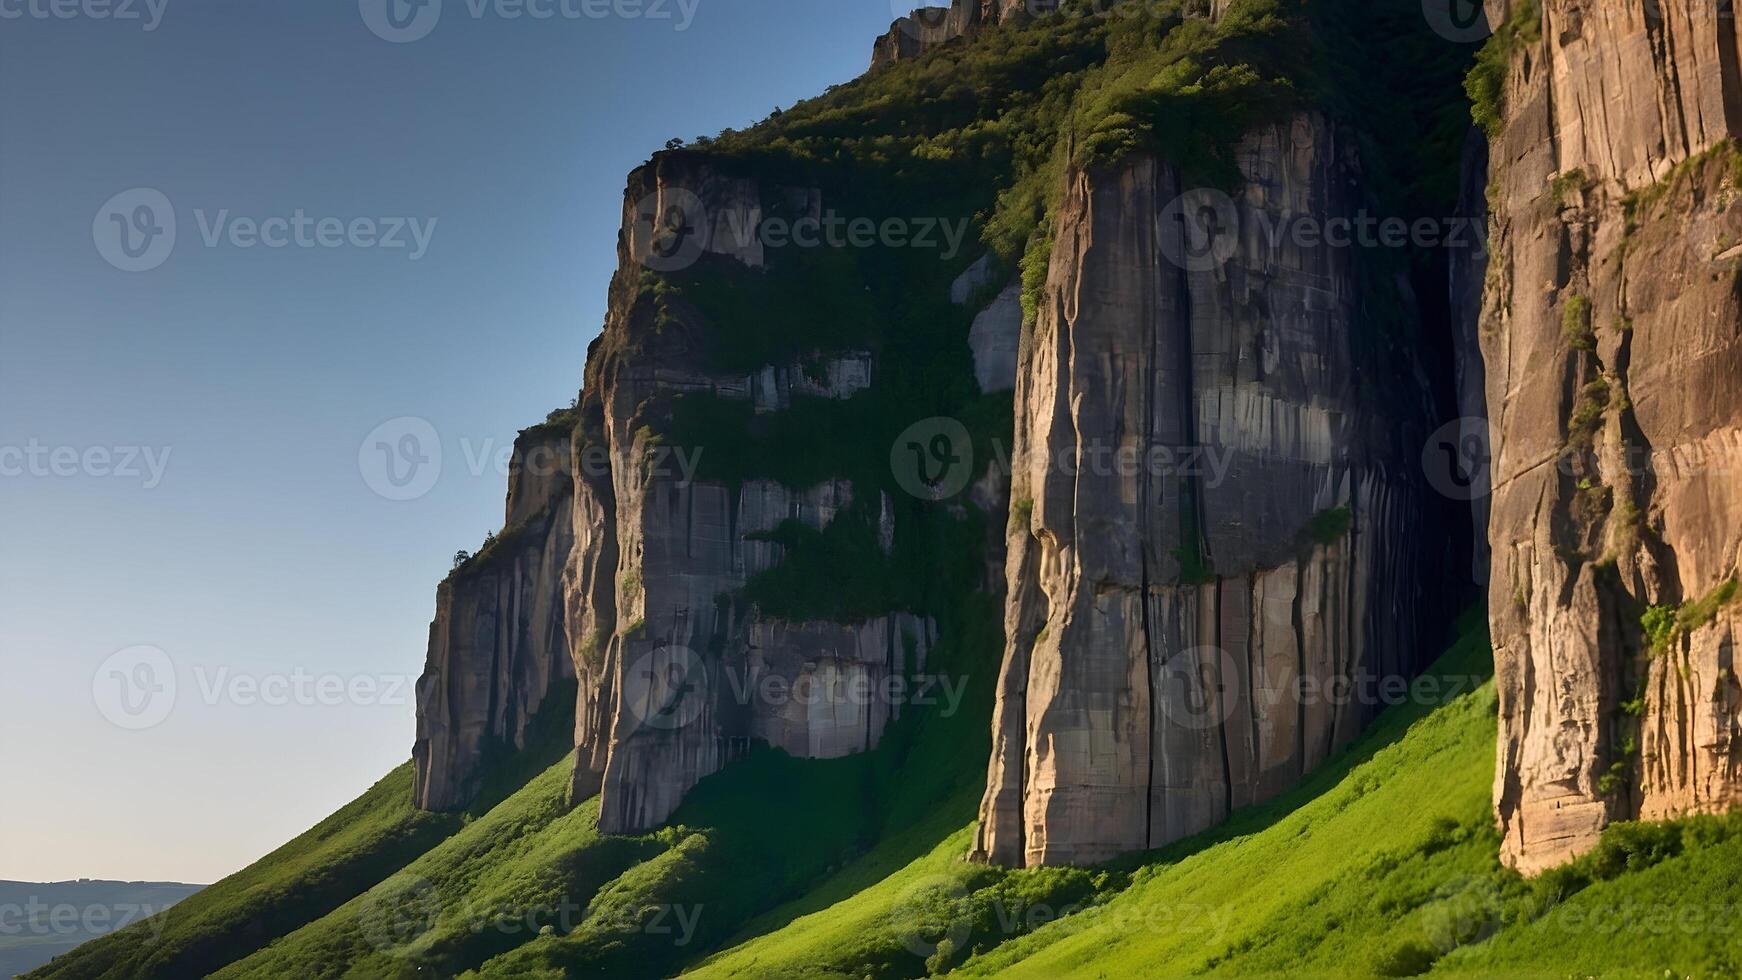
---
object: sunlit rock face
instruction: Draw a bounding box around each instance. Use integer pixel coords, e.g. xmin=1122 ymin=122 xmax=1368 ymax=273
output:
xmin=973 ymin=112 xmax=1441 ymax=867
xmin=1478 ymin=0 xmax=1742 ymax=874
xmin=413 ymin=429 xmax=577 ymax=811
xmin=415 ymin=155 xmax=945 ymax=832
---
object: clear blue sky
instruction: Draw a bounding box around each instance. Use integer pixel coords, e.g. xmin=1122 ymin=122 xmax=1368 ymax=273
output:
xmin=0 ymin=0 xmax=914 ymax=885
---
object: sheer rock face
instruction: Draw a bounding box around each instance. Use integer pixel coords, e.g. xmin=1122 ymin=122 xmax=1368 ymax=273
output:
xmin=869 ymin=0 xmax=1055 ymax=70
xmin=974 ymin=113 xmax=1438 ymax=867
xmin=413 ymin=430 xmax=578 ymax=811
xmin=1481 ymin=1 xmax=1742 ymax=874
xmin=414 ymin=154 xmax=939 ymax=831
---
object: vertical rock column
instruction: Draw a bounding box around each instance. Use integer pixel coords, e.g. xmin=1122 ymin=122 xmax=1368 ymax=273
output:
xmin=976 ymin=113 xmax=1438 ymax=867
xmin=413 ymin=430 xmax=578 ymax=810
xmin=1481 ymin=0 xmax=1742 ymax=873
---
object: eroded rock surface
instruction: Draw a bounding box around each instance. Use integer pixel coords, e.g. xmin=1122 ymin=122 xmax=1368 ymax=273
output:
xmin=974 ymin=113 xmax=1439 ymax=866
xmin=1480 ymin=0 xmax=1742 ymax=873
xmin=415 ymin=156 xmax=948 ymax=831
xmin=413 ymin=429 xmax=578 ymax=810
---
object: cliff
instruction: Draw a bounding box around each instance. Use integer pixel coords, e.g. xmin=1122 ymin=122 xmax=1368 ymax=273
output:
xmin=973 ymin=113 xmax=1442 ymax=865
xmin=1479 ymin=0 xmax=1742 ymax=873
xmin=413 ymin=427 xmax=577 ymax=810
xmin=413 ymin=0 xmax=1471 ymax=867
xmin=46 ymin=4 xmax=1742 ymax=979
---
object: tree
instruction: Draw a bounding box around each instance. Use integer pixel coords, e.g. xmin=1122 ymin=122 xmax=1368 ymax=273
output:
xmin=452 ymin=550 xmax=471 ymax=570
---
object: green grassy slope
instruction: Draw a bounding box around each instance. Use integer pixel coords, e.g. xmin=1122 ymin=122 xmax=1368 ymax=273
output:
xmin=686 ymin=612 xmax=1742 ymax=980
xmin=212 ymin=759 xmax=667 ymax=979
xmin=24 ymin=764 xmax=461 ymax=980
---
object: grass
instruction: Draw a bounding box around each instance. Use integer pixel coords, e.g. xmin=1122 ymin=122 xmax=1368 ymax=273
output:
xmin=211 ymin=762 xmax=668 ymax=980
xmin=1642 ymin=577 xmax=1740 ymax=654
xmin=680 ymin=609 xmax=1742 ymax=980
xmin=40 ymin=609 xmax=1742 ymax=980
xmin=1550 ymin=168 xmax=1590 ymax=204
xmin=1562 ymin=294 xmax=1595 ymax=351
xmin=27 ymin=765 xmax=464 ymax=980
xmin=1303 ymin=506 xmax=1353 ymax=547
xmin=1466 ymin=0 xmax=1541 ymax=139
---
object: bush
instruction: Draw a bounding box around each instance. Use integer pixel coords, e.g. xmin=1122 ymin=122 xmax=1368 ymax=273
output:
xmin=1466 ymin=0 xmax=1541 ymax=138
xmin=1372 ymin=939 xmax=1439 ymax=977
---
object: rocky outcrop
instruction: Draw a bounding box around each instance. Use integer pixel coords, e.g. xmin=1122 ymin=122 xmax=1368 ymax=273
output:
xmin=414 ymin=156 xmax=947 ymax=828
xmin=974 ymin=113 xmax=1439 ymax=866
xmin=1481 ymin=0 xmax=1742 ymax=873
xmin=870 ymin=0 xmax=1051 ymax=70
xmin=413 ymin=429 xmax=577 ymax=810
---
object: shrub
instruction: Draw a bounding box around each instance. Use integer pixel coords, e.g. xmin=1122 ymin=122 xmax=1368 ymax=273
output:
xmin=1304 ymin=506 xmax=1352 ymax=546
xmin=1466 ymin=0 xmax=1541 ymax=138
xmin=1372 ymin=939 xmax=1439 ymax=977
xmin=1562 ymin=294 xmax=1594 ymax=350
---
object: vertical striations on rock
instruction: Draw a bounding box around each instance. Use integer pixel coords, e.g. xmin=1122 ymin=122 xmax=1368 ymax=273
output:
xmin=1480 ymin=0 xmax=1742 ymax=873
xmin=413 ymin=428 xmax=578 ymax=810
xmin=975 ymin=113 xmax=1440 ymax=866
xmin=413 ymin=154 xmax=950 ymax=827
xmin=564 ymin=157 xmax=940 ymax=832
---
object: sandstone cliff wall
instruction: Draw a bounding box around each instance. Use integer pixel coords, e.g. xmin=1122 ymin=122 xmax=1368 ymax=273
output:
xmin=416 ymin=156 xmax=947 ymax=831
xmin=974 ymin=113 xmax=1439 ymax=866
xmin=413 ymin=430 xmax=578 ymax=810
xmin=1481 ymin=0 xmax=1742 ymax=873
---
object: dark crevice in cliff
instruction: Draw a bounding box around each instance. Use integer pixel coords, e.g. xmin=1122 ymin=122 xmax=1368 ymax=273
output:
xmin=1140 ymin=166 xmax=1163 ymax=851
xmin=1213 ymin=582 xmax=1233 ymax=820
xmin=1292 ymin=554 xmax=1308 ymax=784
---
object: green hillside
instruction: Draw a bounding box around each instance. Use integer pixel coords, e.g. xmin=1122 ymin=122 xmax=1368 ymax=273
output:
xmin=690 ymin=610 xmax=1742 ymax=980
xmin=39 ymin=611 xmax=1742 ymax=979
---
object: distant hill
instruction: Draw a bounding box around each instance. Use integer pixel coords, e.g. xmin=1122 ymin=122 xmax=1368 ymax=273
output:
xmin=0 ymin=881 xmax=201 ymax=979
